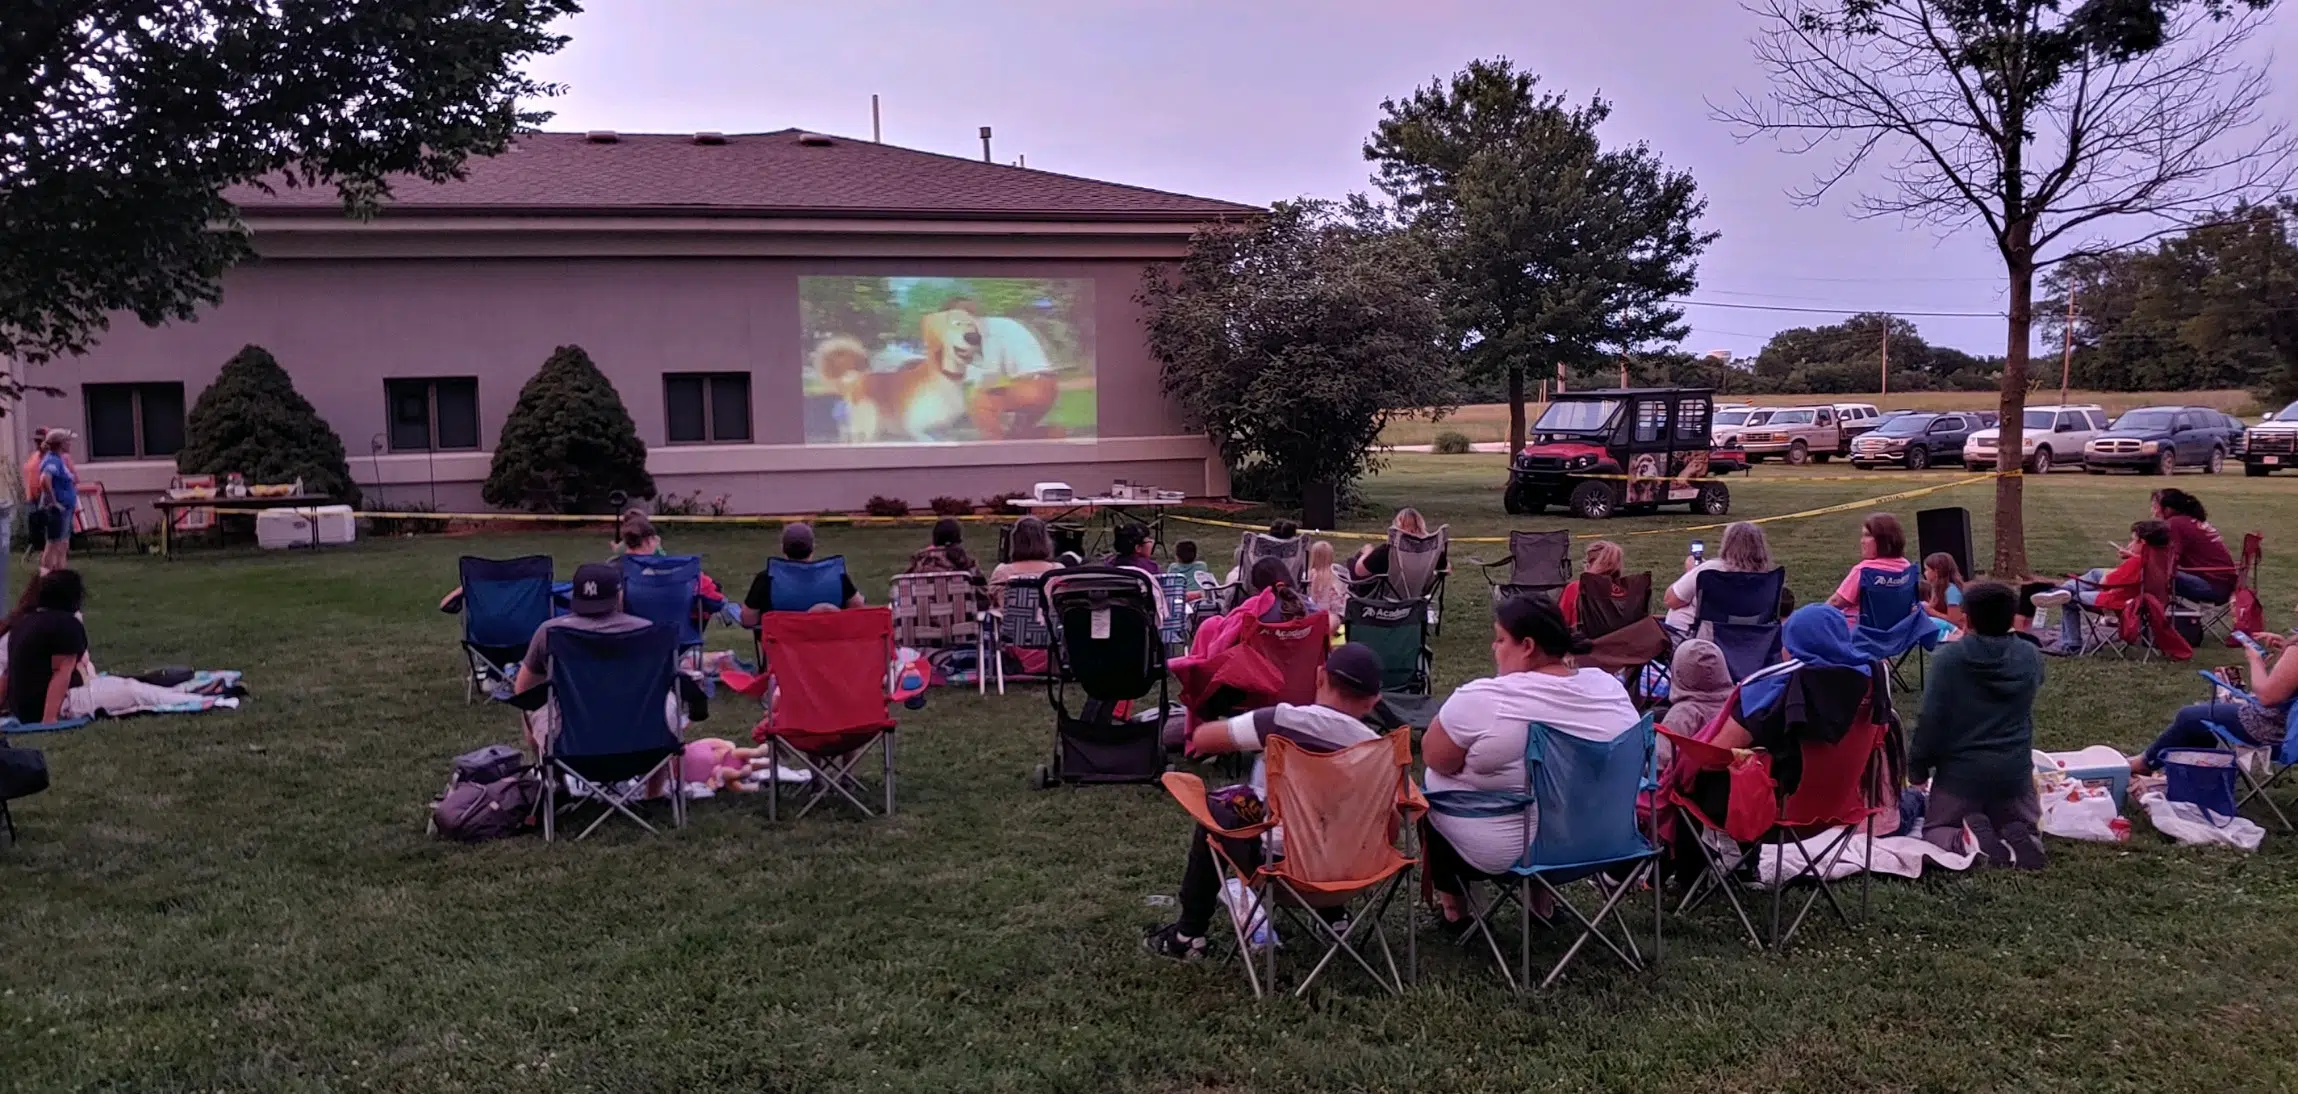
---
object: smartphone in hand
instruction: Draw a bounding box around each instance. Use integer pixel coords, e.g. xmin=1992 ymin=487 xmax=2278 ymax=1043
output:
xmin=2233 ymin=630 xmax=2267 ymax=655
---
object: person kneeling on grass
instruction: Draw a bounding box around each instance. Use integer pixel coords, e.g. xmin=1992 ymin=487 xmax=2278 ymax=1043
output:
xmin=1911 ymin=581 xmax=2046 ymax=868
xmin=1141 ymin=642 xmax=1387 ymax=961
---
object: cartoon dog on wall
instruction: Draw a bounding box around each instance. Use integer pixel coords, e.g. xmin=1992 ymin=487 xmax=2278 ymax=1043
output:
xmin=920 ymin=301 xmax=1064 ymax=440
xmin=810 ymin=335 xmax=970 ymax=443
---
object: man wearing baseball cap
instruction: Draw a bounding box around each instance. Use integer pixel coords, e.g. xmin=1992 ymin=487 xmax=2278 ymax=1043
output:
xmin=510 ymin=563 xmax=654 ymax=748
xmin=1142 ymin=642 xmax=1388 ymax=962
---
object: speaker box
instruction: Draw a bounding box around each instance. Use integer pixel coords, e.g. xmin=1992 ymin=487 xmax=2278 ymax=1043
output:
xmin=1301 ymin=482 xmax=1338 ymax=533
xmin=1917 ymin=506 xmax=1974 ymax=579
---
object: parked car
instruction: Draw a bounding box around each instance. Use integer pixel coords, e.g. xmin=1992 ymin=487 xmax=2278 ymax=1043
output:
xmin=1710 ymin=405 xmax=1770 ymax=448
xmin=1963 ymin=404 xmax=2109 ymax=473
xmin=2242 ymin=398 xmax=2298 ymax=476
xmin=1738 ymin=405 xmax=1847 ymax=464
xmin=1504 ymin=387 xmax=1736 ymax=519
xmin=2084 ymin=405 xmax=2245 ymax=475
xmin=1831 ymin=403 xmax=1885 ymax=442
xmin=1849 ymin=410 xmax=1992 ymax=470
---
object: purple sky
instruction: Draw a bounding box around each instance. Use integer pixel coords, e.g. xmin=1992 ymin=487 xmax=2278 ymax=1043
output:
xmin=525 ymin=0 xmax=2297 ymax=358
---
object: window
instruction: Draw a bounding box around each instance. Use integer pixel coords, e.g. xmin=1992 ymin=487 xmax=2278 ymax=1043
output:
xmin=2085 ymin=409 xmax=2109 ymax=431
xmin=1633 ymin=400 xmax=1668 ymax=443
xmin=1930 ymin=417 xmax=1960 ymax=433
xmin=2056 ymin=412 xmax=2084 ymax=432
xmin=1769 ymin=409 xmax=1814 ymax=426
xmin=663 ymin=373 xmax=752 ymax=444
xmin=1674 ymin=398 xmax=1708 ymax=443
xmin=83 ymin=382 xmax=186 ymax=460
xmin=386 ymin=378 xmax=480 ymax=452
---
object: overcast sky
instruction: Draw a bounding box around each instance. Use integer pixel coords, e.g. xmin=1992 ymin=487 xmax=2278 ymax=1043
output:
xmin=524 ymin=0 xmax=2297 ymax=358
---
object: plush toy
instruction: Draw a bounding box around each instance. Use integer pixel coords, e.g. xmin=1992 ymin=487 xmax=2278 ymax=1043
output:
xmin=681 ymin=737 xmax=771 ymax=792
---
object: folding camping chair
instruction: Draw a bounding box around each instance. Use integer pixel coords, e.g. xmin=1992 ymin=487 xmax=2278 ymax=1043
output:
xmin=1472 ymin=530 xmax=1571 ymax=604
xmin=1853 ymin=565 xmax=1937 ymax=691
xmin=1366 ymin=526 xmax=1451 ymax=634
xmin=2180 ymin=531 xmax=2259 ymax=642
xmin=1662 ymin=703 xmax=1888 ymax=952
xmin=757 ymin=606 xmax=898 ymax=820
xmin=1159 ymin=730 xmax=1424 ymax=998
xmin=1034 ymin=567 xmax=1170 ymax=788
xmin=766 ymin=555 xmax=851 ymax=612
xmin=166 ymin=474 xmax=218 ymax=541
xmin=1343 ymin=597 xmax=1437 ymax=730
xmin=1172 ymin=611 xmax=1335 ymax=745
xmin=985 ymin=576 xmax=1057 ymax=695
xmin=889 ymin=570 xmax=986 ymax=652
xmin=1573 ymin=572 xmax=1672 ymax=703
xmin=1155 ymin=571 xmax=1196 ymax=653
xmin=2201 ymin=671 xmax=2298 ymax=831
xmin=71 ymin=483 xmax=141 ymax=553
xmin=535 ymin=623 xmax=686 ymax=842
xmin=620 ymin=553 xmax=708 ymax=668
xmin=455 ymin=555 xmax=556 ymax=703
xmin=1234 ymin=533 xmax=1308 ymax=594
xmin=2059 ymin=544 xmax=2182 ymax=662
xmin=1428 ymin=714 xmax=1662 ymax=992
xmin=1693 ymin=568 xmax=1788 ymax=680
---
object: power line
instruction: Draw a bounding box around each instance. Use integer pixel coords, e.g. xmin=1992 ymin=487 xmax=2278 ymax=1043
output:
xmin=1672 ymin=298 xmax=2007 ymax=318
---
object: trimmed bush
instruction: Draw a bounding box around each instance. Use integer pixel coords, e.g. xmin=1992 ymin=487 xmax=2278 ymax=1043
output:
xmin=482 ymin=345 xmax=655 ymax=513
xmin=982 ymin=491 xmax=1030 ymax=515
xmin=864 ymin=495 xmax=911 ymax=517
xmin=1432 ymin=431 xmax=1474 ymax=454
xmin=928 ymin=495 xmax=974 ymax=516
xmin=178 ymin=344 xmax=360 ymax=504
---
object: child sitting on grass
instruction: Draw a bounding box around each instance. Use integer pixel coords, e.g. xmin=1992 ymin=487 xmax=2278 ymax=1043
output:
xmin=1911 ymin=580 xmax=2046 ymax=869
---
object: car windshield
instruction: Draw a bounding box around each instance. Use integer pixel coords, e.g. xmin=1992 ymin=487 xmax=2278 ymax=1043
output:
xmin=1873 ymin=414 xmax=1934 ymax=436
xmin=2275 ymin=400 xmax=2298 ymax=421
xmin=1533 ymin=399 xmax=1621 ymax=434
xmin=2022 ymin=410 xmax=2056 ymax=430
xmin=1714 ymin=409 xmax=1753 ymax=427
xmin=1767 ymin=409 xmax=1814 ymax=425
xmin=2114 ymin=409 xmax=2179 ymax=431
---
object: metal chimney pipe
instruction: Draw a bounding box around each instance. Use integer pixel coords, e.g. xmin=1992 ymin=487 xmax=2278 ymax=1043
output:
xmin=979 ymin=125 xmax=992 ymax=162
xmin=871 ymin=94 xmax=881 ymax=142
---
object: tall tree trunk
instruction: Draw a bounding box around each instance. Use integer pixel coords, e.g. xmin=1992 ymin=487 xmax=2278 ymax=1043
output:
xmin=1994 ymin=243 xmax=2034 ymax=578
xmin=1507 ymin=362 xmax=1526 ymax=454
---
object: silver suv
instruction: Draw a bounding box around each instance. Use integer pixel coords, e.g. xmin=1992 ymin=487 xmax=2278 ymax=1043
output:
xmin=1963 ymin=404 xmax=2109 ymax=473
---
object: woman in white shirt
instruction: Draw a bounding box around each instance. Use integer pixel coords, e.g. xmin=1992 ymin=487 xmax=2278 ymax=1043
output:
xmin=1421 ymin=595 xmax=1641 ymax=930
xmin=1663 ymin=520 xmax=1775 ymax=635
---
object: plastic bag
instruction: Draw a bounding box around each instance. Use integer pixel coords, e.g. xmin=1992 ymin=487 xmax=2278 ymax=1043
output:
xmin=2037 ymin=781 xmax=2129 ymax=843
xmin=2141 ymin=791 xmax=2264 ymax=851
xmin=1219 ymin=877 xmax=1276 ymax=950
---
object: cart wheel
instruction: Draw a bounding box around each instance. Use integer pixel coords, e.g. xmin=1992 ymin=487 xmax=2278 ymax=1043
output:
xmin=1695 ymin=482 xmax=1731 ymax=516
xmin=1031 ymin=763 xmax=1053 ymax=790
xmin=1568 ymin=480 xmax=1618 ymax=520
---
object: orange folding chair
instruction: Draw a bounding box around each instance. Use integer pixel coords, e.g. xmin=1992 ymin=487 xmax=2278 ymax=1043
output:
xmin=1159 ymin=730 xmax=1425 ymax=998
xmin=71 ymin=482 xmax=141 ymax=553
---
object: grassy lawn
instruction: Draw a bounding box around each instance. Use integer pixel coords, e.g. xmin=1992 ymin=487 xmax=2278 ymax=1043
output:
xmin=1380 ymin=389 xmax=2261 ymax=446
xmin=6 ymin=457 xmax=2298 ymax=1093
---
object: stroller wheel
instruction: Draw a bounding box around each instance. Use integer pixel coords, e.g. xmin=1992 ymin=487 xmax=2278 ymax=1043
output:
xmin=1031 ymin=763 xmax=1054 ymax=790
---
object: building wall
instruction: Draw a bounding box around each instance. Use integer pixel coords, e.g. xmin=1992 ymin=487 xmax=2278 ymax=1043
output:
xmin=22 ymin=239 xmax=1221 ymax=515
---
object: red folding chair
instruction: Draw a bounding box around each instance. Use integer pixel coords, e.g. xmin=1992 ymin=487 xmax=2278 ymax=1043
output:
xmin=756 ymin=607 xmax=898 ymax=820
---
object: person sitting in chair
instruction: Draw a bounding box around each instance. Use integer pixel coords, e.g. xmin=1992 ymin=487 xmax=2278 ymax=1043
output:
xmin=904 ymin=518 xmax=983 ymax=581
xmin=513 ymin=563 xmax=657 ymax=754
xmin=1141 ymin=642 xmax=1387 ymax=961
xmin=740 ymin=523 xmax=862 ymax=626
xmin=2152 ymin=488 xmax=2235 ymax=605
xmin=2127 ymin=594 xmax=2296 ymax=776
xmin=1911 ymin=581 xmax=2046 ymax=868
xmin=1105 ymin=524 xmax=1161 ymax=578
xmin=2031 ymin=520 xmax=2172 ymax=654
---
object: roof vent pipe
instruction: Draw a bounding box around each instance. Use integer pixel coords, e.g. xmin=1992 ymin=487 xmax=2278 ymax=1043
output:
xmin=584 ymin=130 xmax=619 ymax=143
xmin=692 ymin=131 xmax=727 ymax=145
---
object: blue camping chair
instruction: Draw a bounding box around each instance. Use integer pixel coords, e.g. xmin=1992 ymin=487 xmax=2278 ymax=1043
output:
xmin=456 ymin=555 xmax=556 ymax=703
xmin=1426 ymin=714 xmax=1661 ymax=992
xmin=2201 ymin=671 xmax=2298 ymax=831
xmin=536 ymin=623 xmax=685 ymax=842
xmin=1693 ymin=568 xmax=1786 ymax=681
xmin=621 ymin=553 xmax=708 ymax=663
xmin=1854 ymin=564 xmax=1939 ymax=690
xmin=767 ymin=556 xmax=851 ymax=612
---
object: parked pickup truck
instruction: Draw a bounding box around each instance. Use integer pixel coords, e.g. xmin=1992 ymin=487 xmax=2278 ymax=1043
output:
xmin=2242 ymin=398 xmax=2298 ymax=476
xmin=1737 ymin=405 xmax=1844 ymax=465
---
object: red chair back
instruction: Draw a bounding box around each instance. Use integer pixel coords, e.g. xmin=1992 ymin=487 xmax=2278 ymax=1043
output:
xmin=759 ymin=607 xmax=895 ymax=752
xmin=1247 ymin=612 xmax=1332 ymax=706
xmin=1777 ymin=703 xmax=1885 ymax=829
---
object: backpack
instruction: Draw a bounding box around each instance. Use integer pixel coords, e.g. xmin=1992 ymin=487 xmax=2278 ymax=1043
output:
xmin=450 ymin=744 xmax=526 ymax=787
xmin=431 ymin=771 xmax=542 ymax=842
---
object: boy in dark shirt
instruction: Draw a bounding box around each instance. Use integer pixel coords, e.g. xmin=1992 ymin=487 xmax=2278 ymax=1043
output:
xmin=1913 ymin=581 xmax=2047 ymax=868
xmin=3 ymin=569 xmax=89 ymax=724
xmin=738 ymin=523 xmax=861 ymax=625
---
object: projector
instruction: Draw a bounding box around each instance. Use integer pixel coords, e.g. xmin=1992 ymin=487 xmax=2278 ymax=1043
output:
xmin=1031 ymin=482 xmax=1073 ymax=503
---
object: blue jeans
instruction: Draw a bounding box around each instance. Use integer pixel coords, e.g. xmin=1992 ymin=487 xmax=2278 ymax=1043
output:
xmin=2172 ymin=571 xmax=2227 ymax=604
xmin=0 ymin=500 xmax=13 ymax=597
xmin=2056 ymin=568 xmax=2109 ymax=650
xmin=2141 ymin=702 xmax=2259 ymax=771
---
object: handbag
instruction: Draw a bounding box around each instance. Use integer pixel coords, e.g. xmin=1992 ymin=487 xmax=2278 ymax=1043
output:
xmin=0 ymin=744 xmax=51 ymax=800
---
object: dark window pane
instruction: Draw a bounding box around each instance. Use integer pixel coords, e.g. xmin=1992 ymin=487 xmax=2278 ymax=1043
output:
xmin=434 ymin=379 xmax=479 ymax=449
xmin=388 ymin=380 xmax=433 ymax=451
xmin=664 ymin=375 xmax=706 ymax=443
xmin=86 ymin=385 xmax=139 ymax=459
xmin=708 ymin=374 xmax=751 ymax=441
xmin=140 ymin=383 xmax=186 ymax=456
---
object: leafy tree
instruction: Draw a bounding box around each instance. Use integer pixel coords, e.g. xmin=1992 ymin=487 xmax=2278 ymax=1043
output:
xmin=178 ymin=345 xmax=359 ymax=504
xmin=1138 ymin=199 xmax=1453 ymax=506
xmin=1 ymin=0 xmax=579 ymax=393
xmin=1367 ymin=58 xmax=1716 ymax=454
xmin=1721 ymin=0 xmax=2294 ymax=576
xmin=483 ymin=346 xmax=656 ymax=514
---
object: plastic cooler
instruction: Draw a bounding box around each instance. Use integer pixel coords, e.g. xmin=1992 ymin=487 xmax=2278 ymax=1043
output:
xmin=255 ymin=505 xmax=357 ymax=549
xmin=2040 ymin=746 xmax=2132 ymax=810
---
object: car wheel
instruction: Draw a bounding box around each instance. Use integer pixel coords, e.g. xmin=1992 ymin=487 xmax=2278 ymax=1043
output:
xmin=2207 ymin=447 xmax=2225 ymax=474
xmin=2030 ymin=447 xmax=2053 ymax=475
xmin=2151 ymin=449 xmax=2176 ymax=476
xmin=1568 ymin=480 xmax=1618 ymax=520
xmin=1904 ymin=446 xmax=1929 ymax=471
xmin=1695 ymin=482 xmax=1731 ymax=516
xmin=1786 ymin=440 xmax=1810 ymax=465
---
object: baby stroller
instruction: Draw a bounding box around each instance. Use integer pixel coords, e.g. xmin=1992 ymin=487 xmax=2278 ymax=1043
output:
xmin=1030 ymin=567 xmax=1171 ymax=790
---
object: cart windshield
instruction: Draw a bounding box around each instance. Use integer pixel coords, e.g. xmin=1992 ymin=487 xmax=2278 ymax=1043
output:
xmin=1532 ymin=399 xmax=1622 ymax=436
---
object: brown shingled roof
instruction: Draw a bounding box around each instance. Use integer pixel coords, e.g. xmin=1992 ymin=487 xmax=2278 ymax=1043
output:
xmin=231 ymin=129 xmax=1261 ymax=222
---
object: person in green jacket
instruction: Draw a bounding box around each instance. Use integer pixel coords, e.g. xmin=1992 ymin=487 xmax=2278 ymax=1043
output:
xmin=1912 ymin=580 xmax=2047 ymax=868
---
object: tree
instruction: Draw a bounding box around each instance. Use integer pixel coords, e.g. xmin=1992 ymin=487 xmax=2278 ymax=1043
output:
xmin=1367 ymin=59 xmax=1715 ymax=454
xmin=1 ymin=0 xmax=579 ymax=393
xmin=1138 ymin=199 xmax=1453 ymax=507
xmin=1720 ymin=0 xmax=2296 ymax=577
xmin=483 ymin=346 xmax=656 ymax=514
xmin=178 ymin=345 xmax=359 ymax=504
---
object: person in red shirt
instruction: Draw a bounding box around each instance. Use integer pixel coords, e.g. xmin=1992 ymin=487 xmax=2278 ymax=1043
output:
xmin=2152 ymin=488 xmax=2234 ymax=603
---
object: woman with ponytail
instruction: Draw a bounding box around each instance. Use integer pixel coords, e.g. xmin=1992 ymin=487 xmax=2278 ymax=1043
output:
xmin=1420 ymin=594 xmax=1641 ymax=929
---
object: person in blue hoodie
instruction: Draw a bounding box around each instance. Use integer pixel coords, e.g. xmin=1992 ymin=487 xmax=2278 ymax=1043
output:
xmin=1911 ymin=581 xmax=2047 ymax=868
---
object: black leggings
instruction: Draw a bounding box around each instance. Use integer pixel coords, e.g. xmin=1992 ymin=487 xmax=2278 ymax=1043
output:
xmin=1419 ymin=819 xmax=1493 ymax=903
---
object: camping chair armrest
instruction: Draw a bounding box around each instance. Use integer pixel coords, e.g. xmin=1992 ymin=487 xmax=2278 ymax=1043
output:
xmin=503 ymin=680 xmax=553 ymax=712
xmin=1158 ymin=772 xmax=1270 ymax=840
xmin=2199 ymin=670 xmax=2264 ymax=708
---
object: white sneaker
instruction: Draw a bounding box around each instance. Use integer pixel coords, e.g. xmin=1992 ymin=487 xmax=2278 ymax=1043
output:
xmin=2030 ymin=589 xmax=2073 ymax=609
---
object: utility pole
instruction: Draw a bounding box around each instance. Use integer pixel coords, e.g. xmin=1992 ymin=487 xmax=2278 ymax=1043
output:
xmin=1879 ymin=314 xmax=1890 ymax=396
xmin=2059 ymin=286 xmax=2077 ymax=408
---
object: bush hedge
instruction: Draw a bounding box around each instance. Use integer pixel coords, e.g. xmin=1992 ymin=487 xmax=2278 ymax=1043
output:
xmin=178 ymin=344 xmax=360 ymax=504
xmin=482 ymin=345 xmax=655 ymax=513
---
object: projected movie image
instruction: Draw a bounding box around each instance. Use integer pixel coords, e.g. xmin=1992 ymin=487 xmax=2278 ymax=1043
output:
xmin=800 ymin=276 xmax=1096 ymax=444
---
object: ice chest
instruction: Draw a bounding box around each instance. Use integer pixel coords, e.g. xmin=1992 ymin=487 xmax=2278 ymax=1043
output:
xmin=255 ymin=505 xmax=356 ymax=549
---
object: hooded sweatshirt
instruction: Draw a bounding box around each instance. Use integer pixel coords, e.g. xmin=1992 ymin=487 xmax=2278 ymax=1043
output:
xmin=1659 ymin=639 xmax=1734 ymax=741
xmin=1911 ymin=632 xmax=2045 ymax=798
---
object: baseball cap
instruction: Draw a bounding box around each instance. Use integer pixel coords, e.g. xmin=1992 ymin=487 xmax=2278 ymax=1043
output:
xmin=568 ymin=562 xmax=623 ymax=615
xmin=1322 ymin=642 xmax=1385 ymax=697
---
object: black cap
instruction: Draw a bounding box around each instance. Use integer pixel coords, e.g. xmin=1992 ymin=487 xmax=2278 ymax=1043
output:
xmin=568 ymin=562 xmax=623 ymax=615
xmin=1323 ymin=642 xmax=1385 ymax=696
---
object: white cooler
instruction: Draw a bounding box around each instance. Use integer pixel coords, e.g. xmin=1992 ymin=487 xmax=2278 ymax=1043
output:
xmin=254 ymin=505 xmax=357 ymax=549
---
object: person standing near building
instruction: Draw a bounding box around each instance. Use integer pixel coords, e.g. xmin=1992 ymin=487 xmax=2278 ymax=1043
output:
xmin=33 ymin=430 xmax=77 ymax=576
